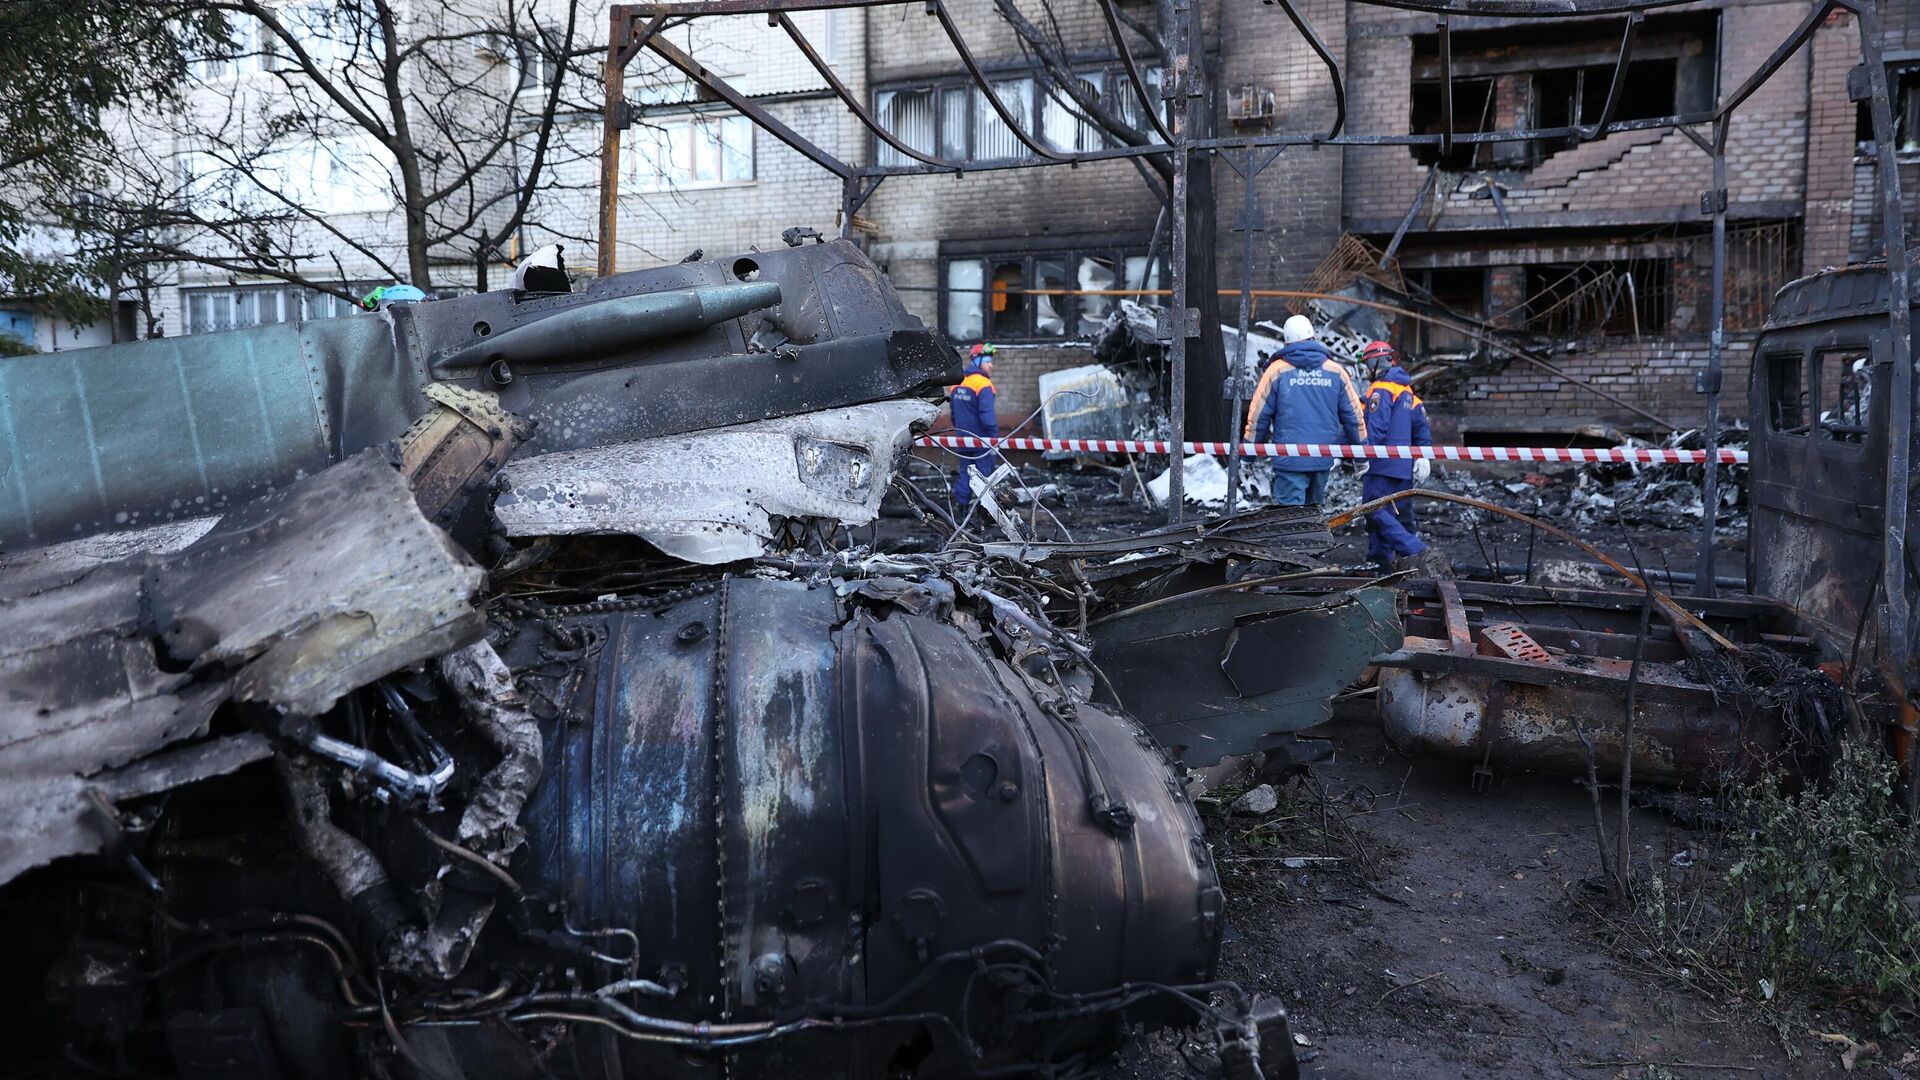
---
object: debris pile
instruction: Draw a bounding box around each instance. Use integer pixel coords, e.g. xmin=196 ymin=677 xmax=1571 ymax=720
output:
xmin=0 ymin=239 xmax=1320 ymax=1080
xmin=1429 ymin=426 xmax=1750 ymax=532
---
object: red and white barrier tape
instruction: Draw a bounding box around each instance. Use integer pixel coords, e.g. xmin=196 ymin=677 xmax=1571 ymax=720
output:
xmin=916 ymin=435 xmax=1748 ymax=465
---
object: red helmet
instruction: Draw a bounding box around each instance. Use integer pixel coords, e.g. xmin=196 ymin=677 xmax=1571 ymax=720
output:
xmin=1361 ymin=341 xmax=1395 ymax=363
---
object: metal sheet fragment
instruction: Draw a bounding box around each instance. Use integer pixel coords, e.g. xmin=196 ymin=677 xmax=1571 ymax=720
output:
xmin=0 ymin=448 xmax=485 ymax=886
xmin=1092 ymin=586 xmax=1403 ymax=765
xmin=493 ymin=400 xmax=935 ymax=563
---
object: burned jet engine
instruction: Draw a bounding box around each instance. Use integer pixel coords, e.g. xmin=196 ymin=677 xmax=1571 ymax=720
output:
xmin=0 ymin=240 xmax=1294 ymax=1078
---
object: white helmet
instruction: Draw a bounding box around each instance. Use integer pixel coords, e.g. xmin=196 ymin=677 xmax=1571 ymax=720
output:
xmin=1281 ymin=315 xmax=1315 ymax=344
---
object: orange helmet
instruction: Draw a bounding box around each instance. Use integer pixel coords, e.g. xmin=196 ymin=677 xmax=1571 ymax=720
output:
xmin=1361 ymin=341 xmax=1395 ymax=364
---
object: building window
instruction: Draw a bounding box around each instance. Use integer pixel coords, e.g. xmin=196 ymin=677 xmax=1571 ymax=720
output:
xmin=1408 ymin=13 xmax=1716 ymax=171
xmin=192 ymin=7 xmax=377 ymax=79
xmin=941 ymin=244 xmax=1164 ymax=342
xmin=1856 ymin=65 xmax=1920 ymax=156
xmin=1815 ymin=348 xmax=1871 ymax=444
xmin=875 ymin=65 xmax=1160 ymax=166
xmin=516 ymin=35 xmax=560 ymax=96
xmin=820 ymin=8 xmax=843 ymax=65
xmin=624 ymin=114 xmax=754 ymax=192
xmin=1521 ymin=260 xmax=1672 ymax=337
xmin=176 ymin=133 xmax=394 ymax=216
xmin=182 ymin=284 xmax=371 ymax=335
xmin=0 ymin=309 xmax=35 ymax=347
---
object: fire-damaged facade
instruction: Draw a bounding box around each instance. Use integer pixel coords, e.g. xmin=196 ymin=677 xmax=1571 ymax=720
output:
xmin=544 ymin=0 xmax=1916 ymax=438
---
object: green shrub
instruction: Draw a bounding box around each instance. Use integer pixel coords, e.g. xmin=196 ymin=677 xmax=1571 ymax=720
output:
xmin=1634 ymin=743 xmax=1920 ymax=1035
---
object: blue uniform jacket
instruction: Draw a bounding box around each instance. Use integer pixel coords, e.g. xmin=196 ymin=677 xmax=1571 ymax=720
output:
xmin=1363 ymin=364 xmax=1432 ymax=480
xmin=1246 ymin=341 xmax=1366 ymax=473
xmin=950 ymin=362 xmax=998 ymax=438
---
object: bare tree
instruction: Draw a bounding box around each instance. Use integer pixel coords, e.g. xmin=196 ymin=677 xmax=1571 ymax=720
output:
xmin=58 ymin=0 xmax=605 ymax=312
xmin=988 ymin=0 xmax=1230 ymax=440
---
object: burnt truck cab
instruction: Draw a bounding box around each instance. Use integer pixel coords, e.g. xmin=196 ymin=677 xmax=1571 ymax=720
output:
xmin=1749 ymin=259 xmax=1908 ymax=675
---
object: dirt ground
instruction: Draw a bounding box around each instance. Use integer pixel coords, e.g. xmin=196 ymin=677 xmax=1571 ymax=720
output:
xmin=1119 ymin=711 xmax=1820 ymax=1079
xmin=890 ymin=455 xmax=1900 ymax=1079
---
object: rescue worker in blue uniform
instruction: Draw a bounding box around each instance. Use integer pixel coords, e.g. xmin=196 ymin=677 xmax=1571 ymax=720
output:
xmin=949 ymin=343 xmax=998 ymax=508
xmin=1359 ymin=340 xmax=1433 ymax=567
xmin=1246 ymin=315 xmax=1366 ymax=506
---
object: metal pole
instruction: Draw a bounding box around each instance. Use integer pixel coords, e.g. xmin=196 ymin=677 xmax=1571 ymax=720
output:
xmin=1226 ymin=144 xmax=1258 ymax=515
xmin=1165 ymin=0 xmax=1194 ymax=521
xmin=597 ymin=10 xmax=630 ymax=278
xmin=1855 ymin=3 xmax=1917 ymax=801
xmin=1693 ymin=124 xmax=1727 ymax=598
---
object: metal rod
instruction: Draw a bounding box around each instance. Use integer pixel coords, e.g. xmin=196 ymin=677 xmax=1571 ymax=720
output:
xmin=1381 ymin=166 xmax=1438 ymax=267
xmin=1268 ymin=0 xmax=1346 ymax=141
xmin=643 ymin=32 xmax=857 ymax=178
xmin=927 ymin=2 xmax=1073 ymax=163
xmin=1576 ymin=13 xmax=1643 ymax=141
xmin=776 ymin=13 xmax=966 ymax=172
xmin=1095 ymin=0 xmax=1176 ymax=146
xmin=1713 ymin=0 xmax=1837 ymax=123
xmin=1693 ymin=121 xmax=1727 ymax=598
xmin=1438 ymin=18 xmax=1454 ymax=158
xmin=1227 ymin=143 xmax=1264 ymax=515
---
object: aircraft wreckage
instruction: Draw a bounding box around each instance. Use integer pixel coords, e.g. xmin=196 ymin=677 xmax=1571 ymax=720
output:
xmin=0 ymin=239 xmax=1393 ymax=1079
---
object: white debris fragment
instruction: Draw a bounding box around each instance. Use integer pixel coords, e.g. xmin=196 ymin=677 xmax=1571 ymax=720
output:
xmin=1231 ymin=783 xmax=1279 ymax=815
xmin=1148 ymin=453 xmax=1231 ymax=506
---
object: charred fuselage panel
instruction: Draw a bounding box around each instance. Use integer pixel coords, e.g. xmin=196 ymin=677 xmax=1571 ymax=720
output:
xmin=0 ymin=240 xmax=954 ymax=550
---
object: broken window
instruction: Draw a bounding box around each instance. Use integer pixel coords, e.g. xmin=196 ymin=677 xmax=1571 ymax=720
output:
xmin=1534 ymin=59 xmax=1679 ymax=141
xmin=1521 ymin=260 xmax=1671 ymax=337
xmin=1409 ymin=77 xmax=1495 ymax=170
xmin=1033 ymin=259 xmax=1070 ymax=336
xmin=941 ymin=244 xmax=1160 ymax=343
xmin=974 ymin=79 xmax=1035 ymax=161
xmin=1042 ymin=72 xmax=1108 ymax=153
xmin=986 ymin=260 xmax=1028 ymax=338
xmin=1076 ymin=256 xmax=1120 ymax=336
xmin=876 ymin=87 xmax=936 ymax=167
xmin=1405 ymin=267 xmax=1488 ymax=355
xmin=1856 ymin=64 xmax=1920 ymax=155
xmin=874 ymin=65 xmax=1163 ymax=165
xmin=1815 ymin=348 xmax=1872 ymax=444
xmin=1407 ymin=13 xmax=1716 ymax=172
xmin=946 ymin=260 xmax=985 ymax=341
xmin=1765 ymin=352 xmax=1809 ymax=435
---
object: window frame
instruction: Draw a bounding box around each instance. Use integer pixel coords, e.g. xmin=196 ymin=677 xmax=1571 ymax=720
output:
xmin=1763 ymin=349 xmax=1811 ymax=437
xmin=1813 ymin=346 xmax=1873 ymax=446
xmin=1519 ymin=258 xmax=1674 ymax=338
xmin=938 ymin=241 xmax=1164 ymax=344
xmin=872 ymin=63 xmax=1162 ymax=166
xmin=181 ymin=282 xmax=377 ymax=336
xmin=622 ymin=112 xmax=757 ymax=193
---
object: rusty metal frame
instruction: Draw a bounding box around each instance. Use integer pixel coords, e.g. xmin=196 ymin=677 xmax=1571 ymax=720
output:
xmin=596 ymin=0 xmax=1914 ymax=669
